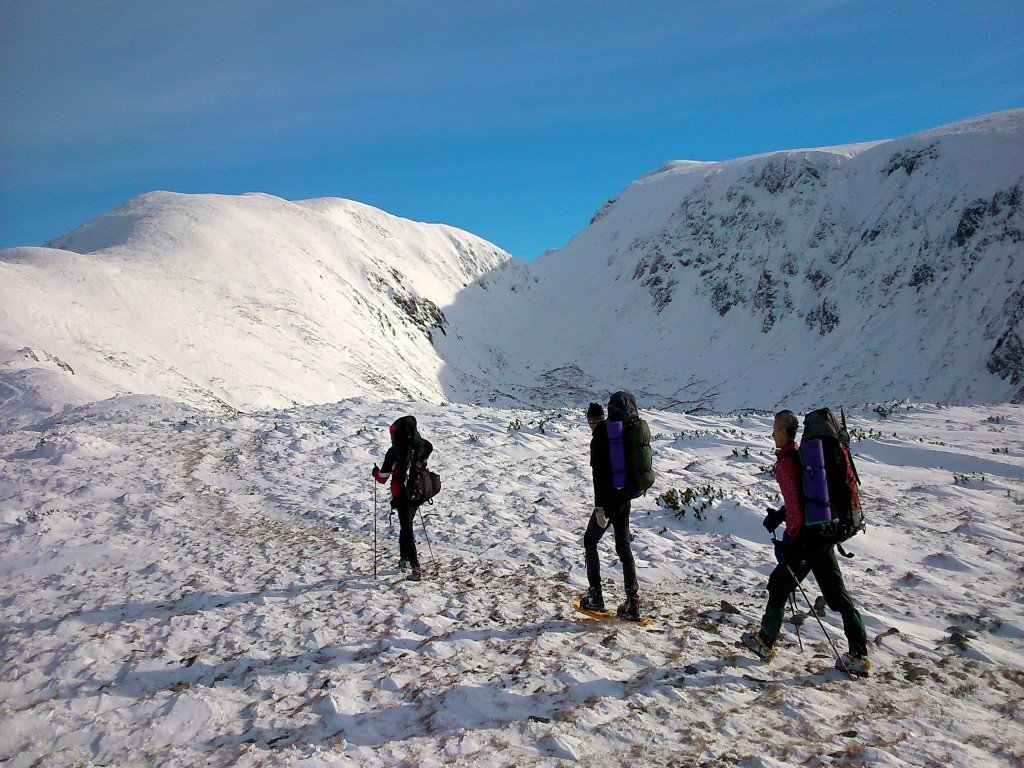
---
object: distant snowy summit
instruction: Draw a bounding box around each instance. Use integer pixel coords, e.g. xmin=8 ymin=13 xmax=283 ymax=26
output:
xmin=1 ymin=110 xmax=1021 ymax=419
xmin=482 ymin=108 xmax=1023 ymax=410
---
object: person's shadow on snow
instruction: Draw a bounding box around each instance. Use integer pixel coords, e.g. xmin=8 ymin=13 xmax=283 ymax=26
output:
xmin=0 ymin=579 xmax=346 ymax=637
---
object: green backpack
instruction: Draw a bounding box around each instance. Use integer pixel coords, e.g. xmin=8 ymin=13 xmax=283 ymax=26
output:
xmin=607 ymin=391 xmax=655 ymax=498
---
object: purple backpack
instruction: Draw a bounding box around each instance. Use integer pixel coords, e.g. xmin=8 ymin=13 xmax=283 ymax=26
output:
xmin=799 ymin=439 xmax=833 ymax=526
xmin=607 ymin=421 xmax=628 ymax=490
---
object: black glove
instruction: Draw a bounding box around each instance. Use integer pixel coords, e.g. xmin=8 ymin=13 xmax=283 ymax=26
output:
xmin=772 ymin=536 xmax=791 ymax=563
xmin=774 ymin=534 xmax=806 ymax=567
xmin=763 ymin=506 xmax=786 ymax=532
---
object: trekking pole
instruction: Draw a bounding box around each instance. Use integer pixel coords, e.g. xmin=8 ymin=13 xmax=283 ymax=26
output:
xmin=790 ymin=592 xmax=804 ymax=652
xmin=372 ymin=481 xmax=378 ymax=580
xmin=418 ymin=508 xmax=438 ymax=578
xmin=771 ymin=533 xmax=849 ymax=675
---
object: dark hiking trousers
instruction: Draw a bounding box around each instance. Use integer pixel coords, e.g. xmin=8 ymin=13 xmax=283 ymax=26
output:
xmin=584 ymin=501 xmax=638 ymax=596
xmin=394 ymin=502 xmax=420 ymax=569
xmin=760 ymin=541 xmax=867 ymax=656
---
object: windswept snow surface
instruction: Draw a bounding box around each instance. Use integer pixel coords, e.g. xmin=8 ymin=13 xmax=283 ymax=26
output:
xmin=2 ymin=397 xmax=1023 ymax=766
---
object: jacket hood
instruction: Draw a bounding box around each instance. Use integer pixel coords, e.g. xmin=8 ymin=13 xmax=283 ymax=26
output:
xmin=390 ymin=415 xmax=419 ymax=447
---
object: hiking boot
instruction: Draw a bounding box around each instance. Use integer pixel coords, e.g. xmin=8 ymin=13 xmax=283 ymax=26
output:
xmin=617 ymin=594 xmax=642 ymax=622
xmin=812 ymin=595 xmax=827 ymax=616
xmin=836 ymin=652 xmax=871 ymax=677
xmin=399 ymin=558 xmax=409 ymax=572
xmin=579 ymin=588 xmax=605 ymax=612
xmin=407 ymin=566 xmax=422 ymax=582
xmin=741 ymin=631 xmax=776 ymax=662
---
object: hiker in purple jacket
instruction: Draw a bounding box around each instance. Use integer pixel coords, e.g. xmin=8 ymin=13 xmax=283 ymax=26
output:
xmin=579 ymin=402 xmax=642 ymax=620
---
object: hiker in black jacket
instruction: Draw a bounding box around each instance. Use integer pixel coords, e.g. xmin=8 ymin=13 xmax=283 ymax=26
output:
xmin=372 ymin=415 xmax=433 ymax=581
xmin=579 ymin=402 xmax=642 ymax=620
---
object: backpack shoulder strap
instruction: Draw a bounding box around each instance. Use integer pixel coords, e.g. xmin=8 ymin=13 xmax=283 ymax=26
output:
xmin=783 ymin=446 xmax=807 ymax=509
xmin=401 ymin=443 xmax=417 ymax=486
xmin=793 ymin=449 xmax=807 ymax=507
xmin=840 ymin=443 xmax=861 ymax=485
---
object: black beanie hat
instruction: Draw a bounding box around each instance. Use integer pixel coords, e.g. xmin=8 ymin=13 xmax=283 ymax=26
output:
xmin=586 ymin=402 xmax=605 ymax=420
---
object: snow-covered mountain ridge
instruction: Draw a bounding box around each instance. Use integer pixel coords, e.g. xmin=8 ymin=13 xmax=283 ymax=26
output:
xmin=496 ymin=108 xmax=1023 ymax=410
xmin=0 ymin=192 xmax=526 ymax=417
xmin=1 ymin=109 xmax=1021 ymax=417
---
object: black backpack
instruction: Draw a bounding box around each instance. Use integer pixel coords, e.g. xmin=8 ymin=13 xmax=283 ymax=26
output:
xmin=607 ymin=391 xmax=655 ymax=499
xmin=389 ymin=416 xmax=441 ymax=507
xmin=403 ymin=438 xmax=440 ymax=507
xmin=800 ymin=407 xmax=865 ymax=556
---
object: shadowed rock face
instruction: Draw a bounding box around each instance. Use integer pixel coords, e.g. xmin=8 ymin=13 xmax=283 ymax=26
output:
xmin=989 ymin=329 xmax=1024 ymax=394
xmin=470 ymin=109 xmax=1024 ymax=411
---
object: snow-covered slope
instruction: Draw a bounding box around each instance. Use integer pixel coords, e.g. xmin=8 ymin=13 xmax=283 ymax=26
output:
xmin=1 ymin=110 xmax=1021 ymax=418
xmin=1 ymin=398 xmax=1022 ymax=766
xmin=0 ymin=192 xmax=521 ymax=416
xmin=505 ymin=108 xmax=1024 ymax=410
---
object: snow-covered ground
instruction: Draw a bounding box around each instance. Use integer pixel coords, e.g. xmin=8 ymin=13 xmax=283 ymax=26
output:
xmin=2 ymin=396 xmax=1022 ymax=767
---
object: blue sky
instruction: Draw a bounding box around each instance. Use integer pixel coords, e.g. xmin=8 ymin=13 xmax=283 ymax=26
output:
xmin=1 ymin=1 xmax=1021 ymax=259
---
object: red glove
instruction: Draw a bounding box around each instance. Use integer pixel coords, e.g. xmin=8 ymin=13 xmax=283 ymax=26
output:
xmin=372 ymin=465 xmax=387 ymax=483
